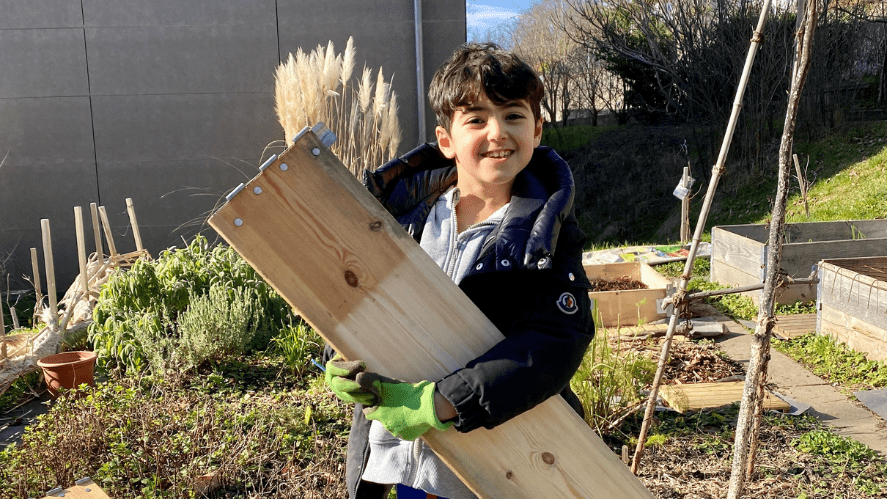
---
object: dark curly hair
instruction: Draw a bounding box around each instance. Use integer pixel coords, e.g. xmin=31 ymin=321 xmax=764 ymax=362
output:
xmin=428 ymin=42 xmax=544 ymax=132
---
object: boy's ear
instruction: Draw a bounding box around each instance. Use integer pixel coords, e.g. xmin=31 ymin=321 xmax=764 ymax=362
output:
xmin=436 ymin=126 xmax=457 ymax=159
xmin=533 ymin=118 xmax=543 ymax=148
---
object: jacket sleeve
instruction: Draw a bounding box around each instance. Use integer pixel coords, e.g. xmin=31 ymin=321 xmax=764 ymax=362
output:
xmin=434 ymin=253 xmax=594 ymax=432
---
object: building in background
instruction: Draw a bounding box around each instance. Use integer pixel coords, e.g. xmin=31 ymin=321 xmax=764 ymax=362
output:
xmin=0 ymin=0 xmax=465 ymax=289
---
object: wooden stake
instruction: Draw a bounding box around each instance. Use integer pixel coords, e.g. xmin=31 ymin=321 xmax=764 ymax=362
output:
xmin=90 ymin=202 xmax=103 ymax=260
xmin=680 ymin=167 xmax=690 ymax=243
xmin=98 ymin=206 xmax=118 ymax=257
xmin=74 ymin=206 xmax=89 ymax=295
xmin=126 ymin=198 xmax=144 ymax=251
xmin=0 ymin=300 xmax=6 ymax=362
xmin=727 ymin=1 xmax=818 ymax=497
xmin=632 ymin=0 xmax=775 ymax=475
xmin=30 ymin=247 xmax=42 ymax=300
xmin=41 ymin=219 xmax=58 ymax=323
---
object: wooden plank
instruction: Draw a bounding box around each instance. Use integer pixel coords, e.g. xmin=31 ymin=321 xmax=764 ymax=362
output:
xmin=659 ymin=381 xmax=790 ymax=413
xmin=820 ymin=304 xmax=887 ymax=362
xmin=714 ymin=223 xmax=769 ymax=241
xmin=786 ymin=219 xmax=887 ymax=242
xmin=819 ymin=262 xmax=887 ymax=330
xmin=782 ymin=238 xmax=887 ymax=277
xmin=208 ymin=131 xmax=653 ymax=499
xmin=711 ymin=226 xmax=765 ymax=284
xmin=772 ymin=314 xmax=817 ymax=340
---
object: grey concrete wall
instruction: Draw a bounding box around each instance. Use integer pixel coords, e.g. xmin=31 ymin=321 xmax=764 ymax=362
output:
xmin=0 ymin=0 xmax=465 ymax=291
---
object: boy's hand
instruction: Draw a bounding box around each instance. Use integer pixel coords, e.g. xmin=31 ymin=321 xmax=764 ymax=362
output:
xmin=356 ymin=372 xmax=454 ymax=440
xmin=324 ymin=355 xmax=379 ymax=406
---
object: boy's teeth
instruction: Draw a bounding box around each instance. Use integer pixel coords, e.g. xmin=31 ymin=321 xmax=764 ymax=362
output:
xmin=485 ymin=150 xmax=510 ymax=158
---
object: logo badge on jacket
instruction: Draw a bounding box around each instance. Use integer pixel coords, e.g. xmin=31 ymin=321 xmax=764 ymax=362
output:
xmin=556 ymin=292 xmax=578 ymax=315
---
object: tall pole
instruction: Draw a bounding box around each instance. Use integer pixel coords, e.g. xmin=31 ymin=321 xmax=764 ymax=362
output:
xmin=631 ymin=0 xmax=774 ymax=474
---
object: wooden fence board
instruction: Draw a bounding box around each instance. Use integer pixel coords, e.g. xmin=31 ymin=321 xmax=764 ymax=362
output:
xmin=772 ymin=314 xmax=817 ymax=340
xmin=208 ymin=131 xmax=653 ymax=499
xmin=660 ymin=381 xmax=790 ymax=413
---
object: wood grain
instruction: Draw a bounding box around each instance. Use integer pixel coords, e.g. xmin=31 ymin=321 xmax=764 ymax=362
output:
xmin=208 ymin=132 xmax=653 ymax=499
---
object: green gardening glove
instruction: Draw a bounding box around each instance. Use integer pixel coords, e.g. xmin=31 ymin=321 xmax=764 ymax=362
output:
xmin=355 ymin=372 xmax=454 ymax=441
xmin=324 ymin=355 xmax=378 ymax=406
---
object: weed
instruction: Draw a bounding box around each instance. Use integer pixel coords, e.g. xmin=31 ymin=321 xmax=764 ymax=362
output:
xmin=0 ymin=355 xmax=349 ymax=498
xmin=271 ymin=321 xmax=323 ymax=376
xmin=570 ymin=324 xmax=656 ymax=433
xmin=773 ymin=334 xmax=887 ymax=391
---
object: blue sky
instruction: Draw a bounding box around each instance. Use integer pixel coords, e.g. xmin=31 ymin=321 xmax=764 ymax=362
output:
xmin=466 ymin=0 xmax=531 ymax=35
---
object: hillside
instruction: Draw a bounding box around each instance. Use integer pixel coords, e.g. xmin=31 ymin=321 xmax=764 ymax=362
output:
xmin=544 ymin=121 xmax=887 ymax=246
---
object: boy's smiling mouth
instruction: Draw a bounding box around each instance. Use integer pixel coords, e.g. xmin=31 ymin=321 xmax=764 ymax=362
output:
xmin=483 ymin=150 xmax=512 ymax=159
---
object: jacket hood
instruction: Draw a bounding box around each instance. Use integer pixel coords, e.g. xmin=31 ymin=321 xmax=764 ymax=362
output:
xmin=364 ymin=143 xmax=576 ymax=271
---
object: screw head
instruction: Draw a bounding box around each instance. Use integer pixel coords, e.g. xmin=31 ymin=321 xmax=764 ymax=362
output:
xmin=280 ymin=163 xmax=288 ymax=171
xmin=253 ymin=186 xmax=263 ymax=195
xmin=234 ymin=218 xmax=243 ymax=227
xmin=312 ymin=147 xmax=321 ymax=156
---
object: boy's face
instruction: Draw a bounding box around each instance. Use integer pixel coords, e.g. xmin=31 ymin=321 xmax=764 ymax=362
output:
xmin=436 ymin=93 xmax=542 ymax=198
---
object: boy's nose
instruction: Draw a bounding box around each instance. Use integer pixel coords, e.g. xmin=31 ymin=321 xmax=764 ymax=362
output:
xmin=487 ymin=118 xmax=506 ymax=141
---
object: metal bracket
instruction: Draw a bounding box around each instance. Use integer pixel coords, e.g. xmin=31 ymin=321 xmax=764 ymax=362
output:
xmin=311 ymin=122 xmax=337 ymax=147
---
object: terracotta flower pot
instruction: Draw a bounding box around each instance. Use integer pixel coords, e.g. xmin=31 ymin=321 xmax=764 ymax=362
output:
xmin=37 ymin=351 xmax=98 ymax=398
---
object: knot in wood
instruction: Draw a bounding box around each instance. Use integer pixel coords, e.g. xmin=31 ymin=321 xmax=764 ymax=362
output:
xmin=505 ymin=471 xmax=514 ymax=480
xmin=368 ymin=220 xmax=383 ymax=232
xmin=344 ymin=270 xmax=359 ymax=287
xmin=541 ymin=452 xmax=556 ymax=465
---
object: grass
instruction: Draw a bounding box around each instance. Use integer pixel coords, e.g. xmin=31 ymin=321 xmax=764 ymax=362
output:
xmin=541 ymin=123 xmax=617 ymax=152
xmin=708 ymin=122 xmax=887 ymax=228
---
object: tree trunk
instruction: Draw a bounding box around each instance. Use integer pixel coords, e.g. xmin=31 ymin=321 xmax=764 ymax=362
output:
xmin=726 ymin=1 xmax=818 ymax=497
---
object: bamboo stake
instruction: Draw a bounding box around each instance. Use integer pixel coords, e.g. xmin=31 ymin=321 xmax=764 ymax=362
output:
xmin=74 ymin=206 xmax=88 ymax=295
xmin=727 ymin=1 xmax=818 ymax=496
xmin=30 ymin=248 xmax=42 ymax=301
xmin=98 ymin=206 xmax=118 ymax=257
xmin=9 ymin=306 xmax=18 ymax=330
xmin=125 ymin=198 xmax=144 ymax=252
xmin=631 ymin=0 xmax=774 ymax=474
xmin=1 ymin=300 xmax=6 ymax=363
xmin=41 ymin=219 xmax=58 ymax=325
xmin=30 ymin=247 xmax=43 ymax=326
xmin=90 ymin=203 xmax=103 ymax=260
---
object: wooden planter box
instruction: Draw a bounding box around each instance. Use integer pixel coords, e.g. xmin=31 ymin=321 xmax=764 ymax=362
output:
xmin=817 ymin=257 xmax=887 ymax=362
xmin=711 ymin=220 xmax=887 ymax=305
xmin=585 ymin=261 xmax=673 ymax=327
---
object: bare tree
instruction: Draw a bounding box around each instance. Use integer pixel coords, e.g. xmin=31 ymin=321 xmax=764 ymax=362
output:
xmin=510 ymin=0 xmax=578 ymax=126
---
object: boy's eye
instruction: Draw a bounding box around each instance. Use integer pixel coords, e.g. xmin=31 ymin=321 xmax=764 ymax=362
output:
xmin=466 ymin=117 xmax=484 ymax=125
xmin=507 ymin=113 xmax=525 ymax=120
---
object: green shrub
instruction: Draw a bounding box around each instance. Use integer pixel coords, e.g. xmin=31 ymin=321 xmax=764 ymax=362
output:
xmin=88 ymin=235 xmax=295 ymax=375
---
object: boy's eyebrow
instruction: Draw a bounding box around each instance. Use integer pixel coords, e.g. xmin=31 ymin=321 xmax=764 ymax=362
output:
xmin=459 ymin=100 xmax=527 ymax=113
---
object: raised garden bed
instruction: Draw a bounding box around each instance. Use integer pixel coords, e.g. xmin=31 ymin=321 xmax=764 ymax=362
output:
xmin=817 ymin=257 xmax=887 ymax=362
xmin=584 ymin=261 xmax=673 ymax=327
xmin=711 ymin=220 xmax=887 ymax=305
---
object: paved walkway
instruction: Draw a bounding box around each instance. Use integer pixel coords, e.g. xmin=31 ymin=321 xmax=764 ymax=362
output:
xmin=713 ymin=315 xmax=887 ymax=456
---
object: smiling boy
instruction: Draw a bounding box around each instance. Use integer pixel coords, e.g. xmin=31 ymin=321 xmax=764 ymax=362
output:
xmin=325 ymin=43 xmax=595 ymax=499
